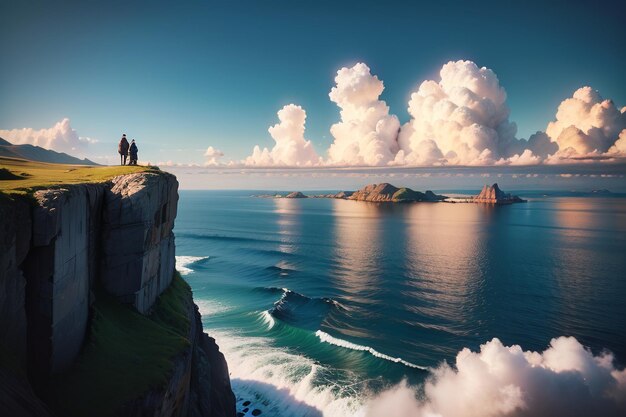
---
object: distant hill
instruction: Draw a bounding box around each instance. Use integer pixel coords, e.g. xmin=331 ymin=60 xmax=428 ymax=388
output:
xmin=311 ymin=183 xmax=447 ymax=202
xmin=0 ymin=137 xmax=98 ymax=165
xmin=347 ymin=183 xmax=447 ymax=202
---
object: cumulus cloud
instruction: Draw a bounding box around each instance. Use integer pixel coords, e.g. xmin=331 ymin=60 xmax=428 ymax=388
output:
xmin=326 ymin=63 xmax=400 ymax=166
xmin=0 ymin=118 xmax=95 ymax=155
xmin=365 ymin=336 xmax=626 ymax=417
xmin=544 ymin=86 xmax=626 ymax=161
xmin=609 ymin=129 xmax=626 ymax=155
xmin=225 ymin=61 xmax=626 ymax=168
xmin=396 ymin=60 xmax=536 ymax=166
xmin=244 ymin=104 xmax=320 ymax=167
xmin=525 ymin=131 xmax=559 ymax=158
xmin=204 ymin=146 xmax=224 ymax=166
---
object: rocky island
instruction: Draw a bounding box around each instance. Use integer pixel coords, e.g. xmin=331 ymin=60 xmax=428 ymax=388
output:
xmin=259 ymin=182 xmax=526 ymax=206
xmin=345 ymin=183 xmax=447 ymax=202
xmin=471 ymin=183 xmax=525 ymax=204
xmin=0 ymin=156 xmax=235 ymax=417
xmin=308 ymin=183 xmax=447 ymax=202
xmin=284 ymin=191 xmax=307 ymax=198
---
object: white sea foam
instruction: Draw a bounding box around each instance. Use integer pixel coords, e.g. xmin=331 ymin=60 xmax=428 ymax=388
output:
xmin=260 ymin=310 xmax=276 ymax=330
xmin=315 ymin=330 xmax=428 ymax=370
xmin=210 ymin=329 xmax=626 ymax=417
xmin=211 ymin=330 xmax=365 ymax=417
xmin=175 ymin=255 xmax=209 ymax=275
xmin=195 ymin=299 xmax=231 ymax=316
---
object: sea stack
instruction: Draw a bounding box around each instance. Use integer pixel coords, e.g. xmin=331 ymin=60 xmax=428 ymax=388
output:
xmin=285 ymin=191 xmax=308 ymax=198
xmin=473 ymin=183 xmax=525 ymax=204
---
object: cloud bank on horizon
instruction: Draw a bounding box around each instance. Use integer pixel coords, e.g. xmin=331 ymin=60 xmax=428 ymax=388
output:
xmin=0 ymin=118 xmax=96 ymax=157
xmin=366 ymin=336 xmax=626 ymax=417
xmin=235 ymin=60 xmax=625 ymax=168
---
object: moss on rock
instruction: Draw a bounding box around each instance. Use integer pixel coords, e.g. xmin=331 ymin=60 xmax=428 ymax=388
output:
xmin=47 ymin=272 xmax=192 ymax=417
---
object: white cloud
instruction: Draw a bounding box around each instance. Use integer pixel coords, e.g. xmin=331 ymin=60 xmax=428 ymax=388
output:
xmin=326 ymin=63 xmax=400 ymax=166
xmin=546 ymin=87 xmax=626 ymax=155
xmin=498 ymin=149 xmax=541 ymax=166
xmin=526 ymin=131 xmax=559 ymax=158
xmin=0 ymin=118 xmax=94 ymax=155
xmin=244 ymin=104 xmax=320 ymax=167
xmin=204 ymin=146 xmax=224 ymax=166
xmin=397 ymin=60 xmax=533 ymax=166
xmin=227 ymin=81 xmax=626 ymax=168
xmin=609 ymin=129 xmax=626 ymax=155
xmin=365 ymin=336 xmax=626 ymax=417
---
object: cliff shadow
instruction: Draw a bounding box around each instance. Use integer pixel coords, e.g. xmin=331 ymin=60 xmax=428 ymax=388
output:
xmin=231 ymin=378 xmax=323 ymax=417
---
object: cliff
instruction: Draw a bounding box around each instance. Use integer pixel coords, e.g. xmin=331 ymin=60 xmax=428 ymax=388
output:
xmin=0 ymin=169 xmax=235 ymax=417
xmin=472 ymin=183 xmax=525 ymax=204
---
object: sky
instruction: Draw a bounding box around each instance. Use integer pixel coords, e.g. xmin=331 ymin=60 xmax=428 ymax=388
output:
xmin=1 ymin=0 xmax=625 ymax=188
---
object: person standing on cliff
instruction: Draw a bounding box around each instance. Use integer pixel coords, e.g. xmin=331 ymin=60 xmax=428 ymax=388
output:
xmin=129 ymin=139 xmax=138 ymax=165
xmin=118 ymin=134 xmax=129 ymax=165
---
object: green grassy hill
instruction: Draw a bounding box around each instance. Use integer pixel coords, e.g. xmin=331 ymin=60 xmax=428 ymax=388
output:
xmin=0 ymin=156 xmax=158 ymax=195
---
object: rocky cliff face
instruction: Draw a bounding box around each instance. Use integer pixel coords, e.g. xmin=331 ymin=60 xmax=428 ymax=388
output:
xmin=118 ymin=287 xmax=235 ymax=417
xmin=101 ymin=173 xmax=178 ymax=313
xmin=0 ymin=171 xmax=235 ymax=417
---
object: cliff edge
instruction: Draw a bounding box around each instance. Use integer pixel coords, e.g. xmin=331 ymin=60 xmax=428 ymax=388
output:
xmin=0 ymin=168 xmax=235 ymax=417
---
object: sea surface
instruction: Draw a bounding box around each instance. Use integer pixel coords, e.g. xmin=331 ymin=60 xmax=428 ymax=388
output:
xmin=174 ymin=190 xmax=626 ymax=416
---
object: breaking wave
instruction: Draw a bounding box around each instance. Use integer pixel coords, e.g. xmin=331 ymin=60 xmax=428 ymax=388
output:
xmin=213 ymin=331 xmax=626 ymax=417
xmin=175 ymin=255 xmax=210 ymax=275
xmin=268 ymin=288 xmax=340 ymax=331
xmin=315 ymin=330 xmax=428 ymax=370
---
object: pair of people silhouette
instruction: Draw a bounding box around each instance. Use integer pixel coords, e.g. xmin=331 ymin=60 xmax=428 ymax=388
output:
xmin=118 ymin=134 xmax=139 ymax=165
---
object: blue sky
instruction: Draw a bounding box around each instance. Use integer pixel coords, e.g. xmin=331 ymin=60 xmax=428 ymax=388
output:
xmin=1 ymin=0 xmax=625 ymax=176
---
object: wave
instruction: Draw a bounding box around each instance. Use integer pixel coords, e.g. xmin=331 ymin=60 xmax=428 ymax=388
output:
xmin=269 ymin=288 xmax=343 ymax=331
xmin=265 ymin=264 xmax=295 ymax=276
xmin=212 ymin=329 xmax=626 ymax=417
xmin=176 ymin=232 xmax=279 ymax=244
xmin=175 ymin=255 xmax=210 ymax=275
xmin=211 ymin=330 xmax=365 ymax=417
xmin=315 ymin=330 xmax=428 ymax=370
xmin=256 ymin=286 xmax=290 ymax=295
xmin=260 ymin=310 xmax=276 ymax=330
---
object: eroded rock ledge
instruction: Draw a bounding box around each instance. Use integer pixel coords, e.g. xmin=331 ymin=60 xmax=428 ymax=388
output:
xmin=0 ymin=171 xmax=235 ymax=417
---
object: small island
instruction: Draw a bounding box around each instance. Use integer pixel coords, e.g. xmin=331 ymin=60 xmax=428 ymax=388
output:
xmin=471 ymin=183 xmax=526 ymax=204
xmin=285 ymin=191 xmax=308 ymax=198
xmin=323 ymin=183 xmax=447 ymax=202
xmin=259 ymin=183 xmax=526 ymax=205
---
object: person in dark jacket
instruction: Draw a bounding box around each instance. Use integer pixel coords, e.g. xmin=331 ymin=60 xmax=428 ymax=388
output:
xmin=118 ymin=134 xmax=129 ymax=165
xmin=129 ymin=139 xmax=138 ymax=165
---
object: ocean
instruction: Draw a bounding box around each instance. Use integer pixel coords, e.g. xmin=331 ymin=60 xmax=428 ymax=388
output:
xmin=174 ymin=190 xmax=626 ymax=416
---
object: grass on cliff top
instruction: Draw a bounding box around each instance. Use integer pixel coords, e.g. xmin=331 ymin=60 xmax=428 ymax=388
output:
xmin=47 ymin=272 xmax=192 ymax=417
xmin=0 ymin=156 xmax=159 ymax=195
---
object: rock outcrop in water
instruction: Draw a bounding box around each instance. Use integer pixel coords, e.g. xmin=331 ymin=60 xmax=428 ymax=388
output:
xmin=0 ymin=170 xmax=235 ymax=417
xmin=284 ymin=191 xmax=307 ymax=198
xmin=343 ymin=183 xmax=446 ymax=202
xmin=472 ymin=183 xmax=525 ymax=204
xmin=312 ymin=184 xmax=445 ymax=202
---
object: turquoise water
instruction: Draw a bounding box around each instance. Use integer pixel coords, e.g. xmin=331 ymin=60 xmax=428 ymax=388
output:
xmin=175 ymin=191 xmax=626 ymax=415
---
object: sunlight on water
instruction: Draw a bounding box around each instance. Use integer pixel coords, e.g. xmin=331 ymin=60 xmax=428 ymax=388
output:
xmin=175 ymin=192 xmax=626 ymax=416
